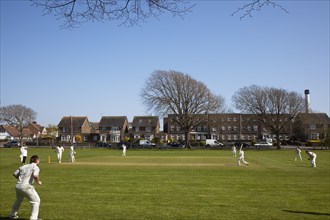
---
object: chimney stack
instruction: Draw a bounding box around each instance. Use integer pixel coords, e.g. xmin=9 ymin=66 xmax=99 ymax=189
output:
xmin=304 ymin=89 xmax=310 ymax=113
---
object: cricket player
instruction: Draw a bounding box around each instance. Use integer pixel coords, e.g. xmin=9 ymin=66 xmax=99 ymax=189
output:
xmin=294 ymin=146 xmax=302 ymax=161
xmin=305 ymin=151 xmax=317 ymax=167
xmin=9 ymin=155 xmax=42 ymax=220
xmin=55 ymin=145 xmax=65 ymax=163
xmin=20 ymin=146 xmax=28 ymax=164
xmin=232 ymin=145 xmax=237 ymax=157
xmin=237 ymin=145 xmax=249 ymax=166
xmin=68 ymin=145 xmax=76 ymax=163
xmin=122 ymin=144 xmax=127 ymax=157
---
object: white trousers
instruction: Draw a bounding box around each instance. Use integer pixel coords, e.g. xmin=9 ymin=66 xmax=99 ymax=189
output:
xmin=294 ymin=153 xmax=302 ymax=161
xmin=10 ymin=185 xmax=40 ymax=220
xmin=57 ymin=153 xmax=63 ymax=163
xmin=237 ymin=157 xmax=249 ymax=166
xmin=310 ymin=155 xmax=317 ymax=167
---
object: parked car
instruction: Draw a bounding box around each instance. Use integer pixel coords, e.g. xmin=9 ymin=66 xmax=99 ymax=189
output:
xmin=95 ymin=142 xmax=111 ymax=148
xmin=233 ymin=142 xmax=250 ymax=148
xmin=205 ymin=139 xmax=224 ymax=148
xmin=4 ymin=140 xmax=20 ymax=148
xmin=139 ymin=140 xmax=156 ymax=148
xmin=254 ymin=141 xmax=272 ymax=149
xmin=167 ymin=142 xmax=184 ymax=148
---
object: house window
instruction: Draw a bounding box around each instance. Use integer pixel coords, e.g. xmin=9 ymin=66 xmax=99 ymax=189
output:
xmin=176 ymin=126 xmax=180 ymax=132
xmin=254 ymin=126 xmax=258 ymax=132
xmin=310 ymin=133 xmax=319 ymax=139
xmin=233 ymin=117 xmax=237 ymax=122
xmin=222 ymin=126 xmax=226 ymax=131
xmin=146 ymin=127 xmax=152 ymax=132
xmin=111 ymin=136 xmax=120 ymax=143
xmin=221 ymin=135 xmax=225 ymax=140
xmin=234 ymin=135 xmax=238 ymax=140
xmin=63 ymin=127 xmax=68 ymax=132
xmin=228 ymin=126 xmax=232 ymax=131
xmin=139 ymin=119 xmax=143 ymax=123
xmin=135 ymin=127 xmax=139 ymax=132
xmin=61 ymin=135 xmax=70 ymax=142
xmin=227 ymin=117 xmax=231 ymax=122
xmin=227 ymin=135 xmax=231 ymax=140
xmin=212 ymin=127 xmax=217 ymax=132
xmin=234 ymin=126 xmax=238 ymax=131
xmin=197 ymin=126 xmax=202 ymax=132
xmin=309 ymin=124 xmax=316 ymax=130
xmin=170 ymin=126 xmax=175 ymax=132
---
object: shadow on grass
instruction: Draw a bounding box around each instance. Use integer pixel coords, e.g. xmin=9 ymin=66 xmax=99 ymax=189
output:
xmin=283 ymin=210 xmax=330 ymax=216
xmin=0 ymin=217 xmax=28 ymax=220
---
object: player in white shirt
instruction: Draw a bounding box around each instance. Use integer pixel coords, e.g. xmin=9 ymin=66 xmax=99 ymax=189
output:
xmin=305 ymin=151 xmax=317 ymax=167
xmin=55 ymin=145 xmax=65 ymax=163
xmin=68 ymin=145 xmax=76 ymax=163
xmin=9 ymin=155 xmax=42 ymax=220
xmin=232 ymin=145 xmax=237 ymax=157
xmin=237 ymin=144 xmax=249 ymax=166
xmin=294 ymin=146 xmax=302 ymax=161
xmin=122 ymin=144 xmax=127 ymax=157
xmin=20 ymin=146 xmax=28 ymax=164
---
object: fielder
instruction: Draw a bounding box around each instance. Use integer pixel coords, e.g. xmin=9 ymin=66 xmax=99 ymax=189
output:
xmin=55 ymin=145 xmax=65 ymax=163
xmin=232 ymin=145 xmax=237 ymax=157
xmin=305 ymin=150 xmax=317 ymax=167
xmin=68 ymin=145 xmax=76 ymax=163
xmin=9 ymin=155 xmax=42 ymax=220
xmin=294 ymin=146 xmax=302 ymax=161
xmin=122 ymin=144 xmax=127 ymax=157
xmin=237 ymin=144 xmax=249 ymax=166
xmin=20 ymin=146 xmax=28 ymax=164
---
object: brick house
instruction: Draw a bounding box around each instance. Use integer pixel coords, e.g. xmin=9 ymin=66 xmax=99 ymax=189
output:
xmin=89 ymin=122 xmax=100 ymax=142
xmin=27 ymin=122 xmax=47 ymax=138
xmin=164 ymin=113 xmax=293 ymax=143
xmin=0 ymin=125 xmax=20 ymax=140
xmin=131 ymin=116 xmax=160 ymax=140
xmin=294 ymin=113 xmax=330 ymax=140
xmin=58 ymin=116 xmax=91 ymax=143
xmin=99 ymin=116 xmax=129 ymax=143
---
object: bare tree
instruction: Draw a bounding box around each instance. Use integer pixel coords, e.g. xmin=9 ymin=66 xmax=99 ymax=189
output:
xmin=232 ymin=85 xmax=304 ymax=149
xmin=231 ymin=0 xmax=288 ymax=19
xmin=0 ymin=104 xmax=37 ymax=144
xmin=31 ymin=0 xmax=195 ymax=28
xmin=30 ymin=0 xmax=287 ymax=28
xmin=141 ymin=70 xmax=226 ymax=148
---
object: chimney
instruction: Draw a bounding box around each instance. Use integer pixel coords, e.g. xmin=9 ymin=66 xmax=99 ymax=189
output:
xmin=304 ymin=89 xmax=310 ymax=113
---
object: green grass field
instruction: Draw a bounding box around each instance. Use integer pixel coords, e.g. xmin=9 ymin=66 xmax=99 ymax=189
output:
xmin=0 ymin=148 xmax=329 ymax=220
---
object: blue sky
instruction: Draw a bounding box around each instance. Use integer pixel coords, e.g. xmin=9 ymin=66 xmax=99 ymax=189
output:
xmin=1 ymin=0 xmax=329 ymax=127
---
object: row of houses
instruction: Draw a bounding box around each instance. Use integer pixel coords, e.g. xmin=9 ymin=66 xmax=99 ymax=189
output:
xmin=2 ymin=113 xmax=329 ymax=145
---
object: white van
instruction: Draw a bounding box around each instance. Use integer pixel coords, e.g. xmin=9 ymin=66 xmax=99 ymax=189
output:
xmin=205 ymin=139 xmax=224 ymax=148
xmin=139 ymin=140 xmax=156 ymax=148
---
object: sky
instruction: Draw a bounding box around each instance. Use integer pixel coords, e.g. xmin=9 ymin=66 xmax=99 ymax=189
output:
xmin=1 ymin=0 xmax=329 ymax=127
